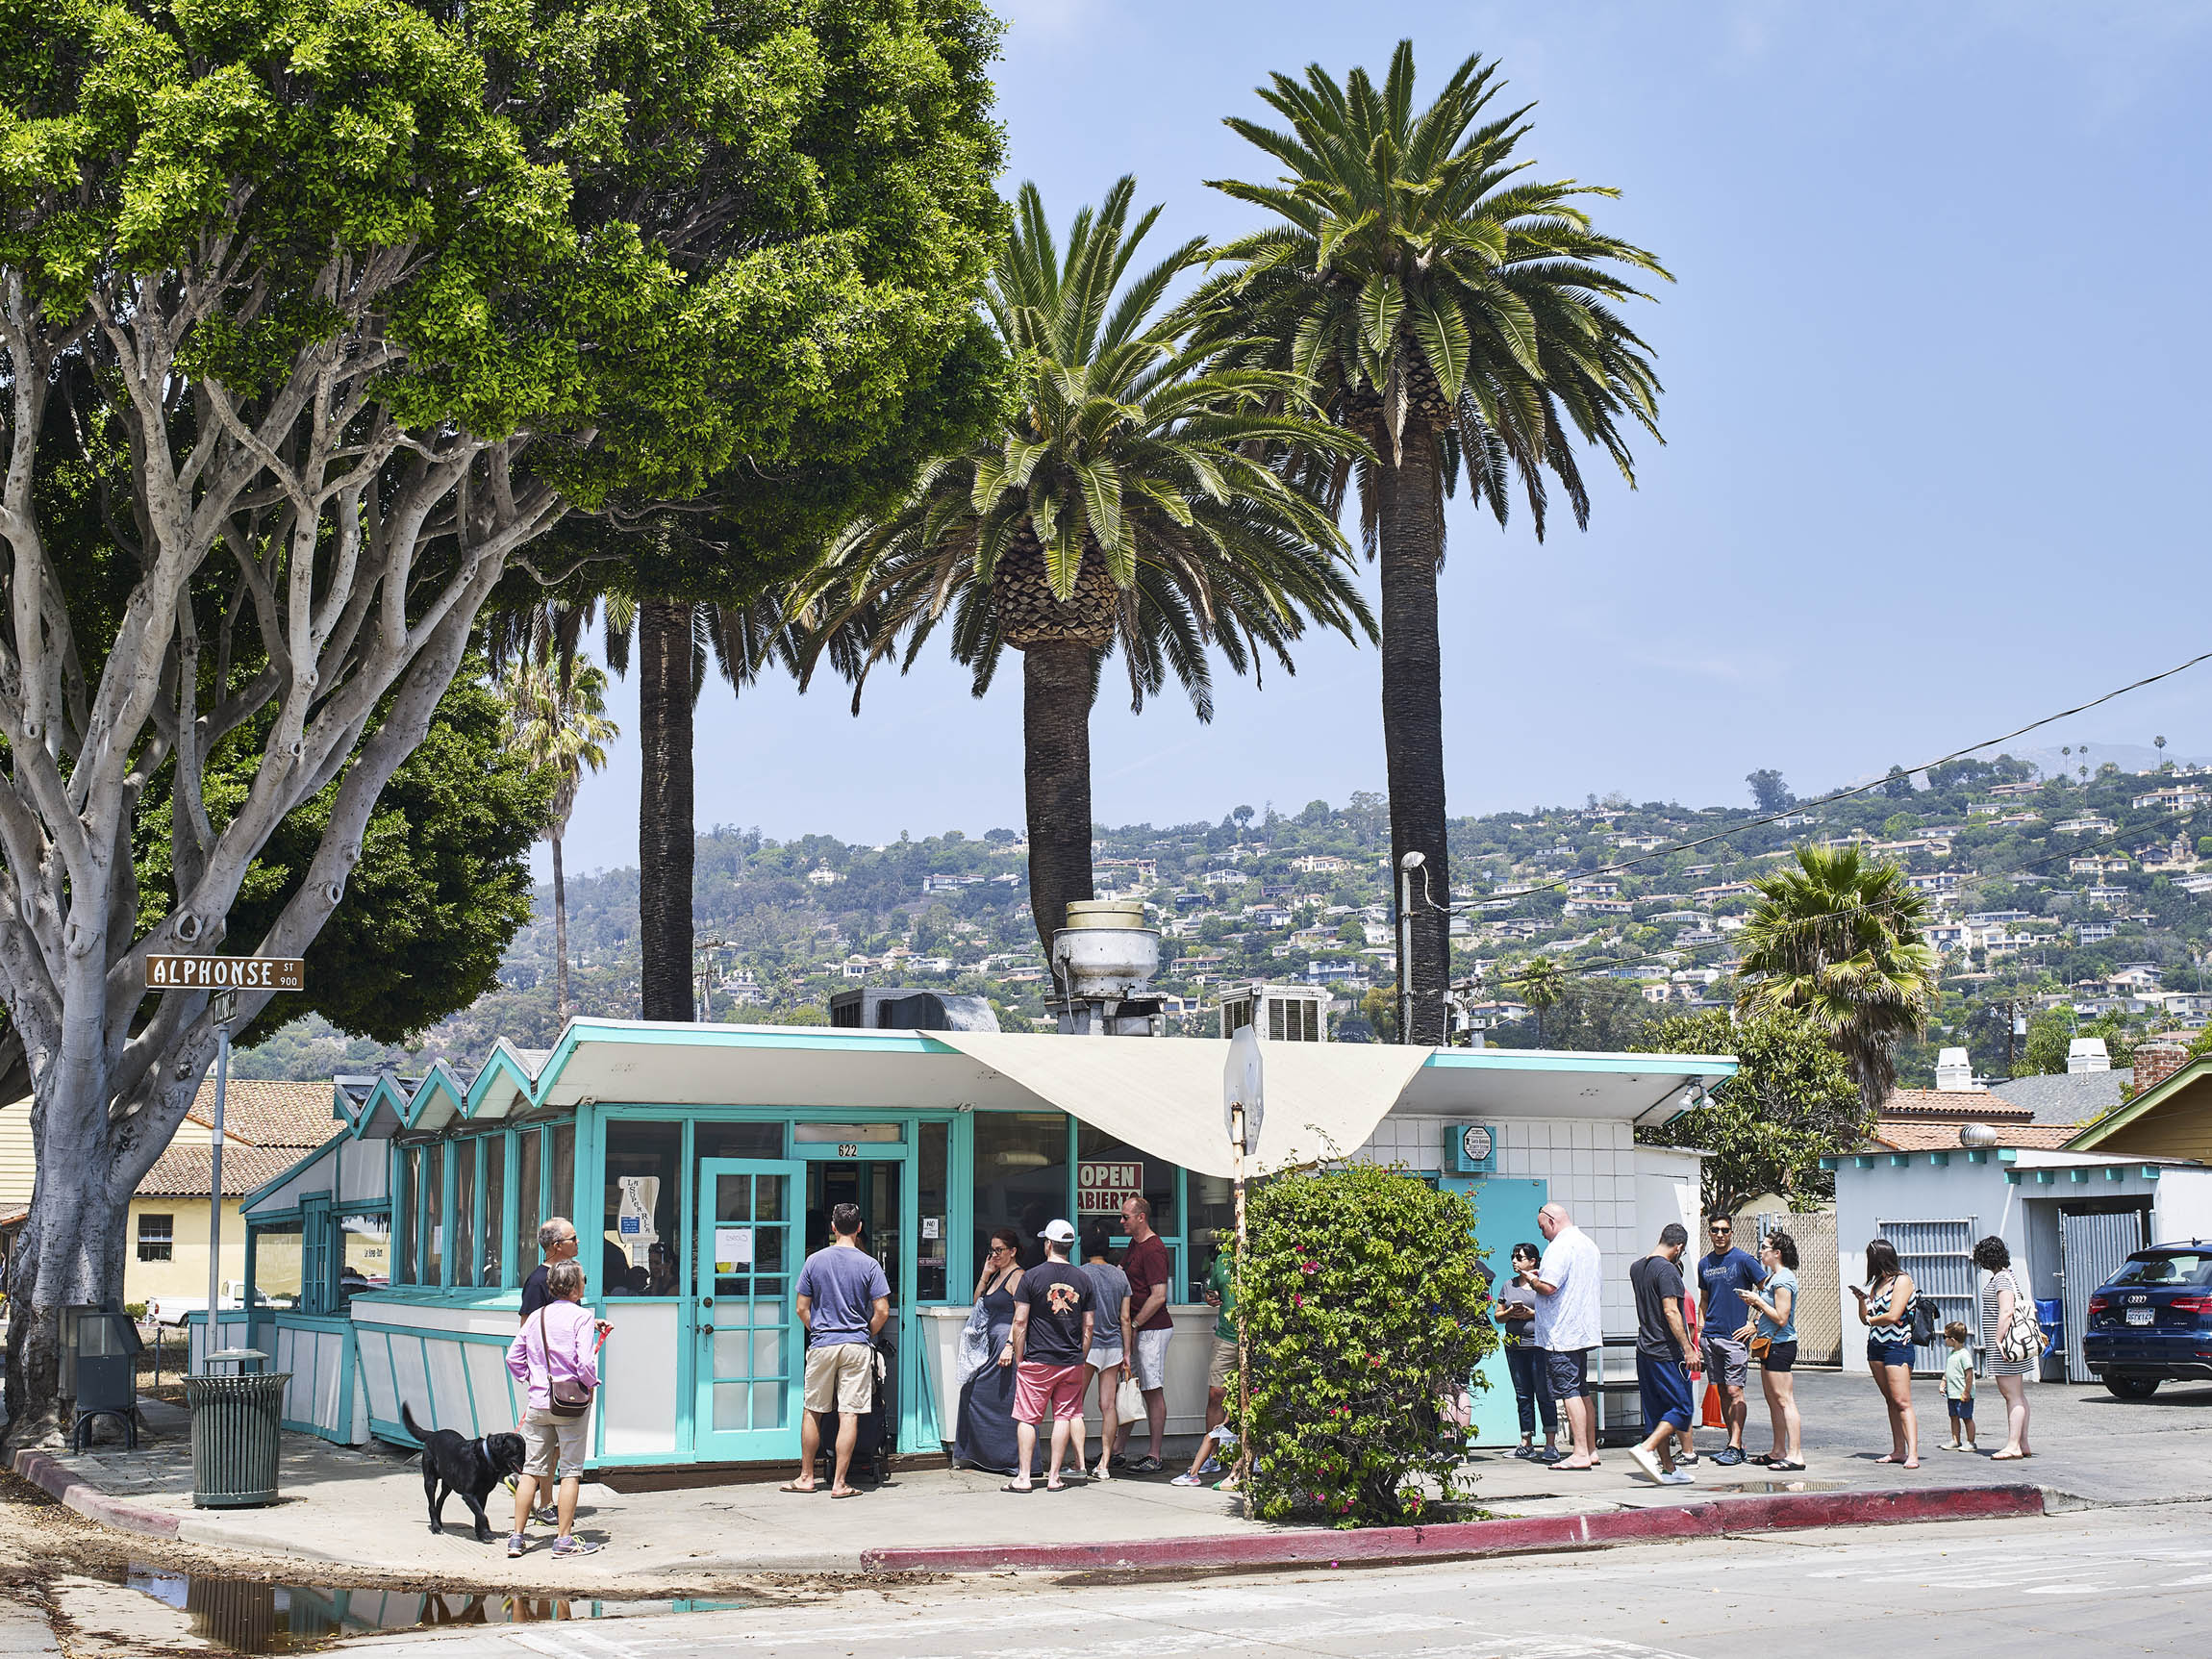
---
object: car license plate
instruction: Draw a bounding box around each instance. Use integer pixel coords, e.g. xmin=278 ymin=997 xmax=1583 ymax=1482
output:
xmin=2125 ymin=1306 xmax=2153 ymax=1325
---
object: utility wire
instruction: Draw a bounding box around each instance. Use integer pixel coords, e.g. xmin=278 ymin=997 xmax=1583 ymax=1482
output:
xmin=1434 ymin=644 xmax=2212 ymax=915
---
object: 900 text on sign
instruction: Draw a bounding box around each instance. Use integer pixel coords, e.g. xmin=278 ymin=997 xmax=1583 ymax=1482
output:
xmin=145 ymin=955 xmax=306 ymax=992
xmin=1077 ymin=1160 xmax=1144 ymax=1215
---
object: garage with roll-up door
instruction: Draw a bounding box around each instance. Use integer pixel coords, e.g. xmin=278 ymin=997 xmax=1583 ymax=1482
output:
xmin=1827 ymin=1144 xmax=2209 ymax=1381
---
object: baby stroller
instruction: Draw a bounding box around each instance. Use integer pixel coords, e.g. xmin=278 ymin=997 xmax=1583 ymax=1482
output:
xmin=814 ymin=1325 xmax=900 ymax=1487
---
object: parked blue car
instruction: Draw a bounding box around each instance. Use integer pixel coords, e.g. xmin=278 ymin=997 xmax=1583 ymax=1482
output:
xmin=2082 ymin=1242 xmax=2212 ymax=1399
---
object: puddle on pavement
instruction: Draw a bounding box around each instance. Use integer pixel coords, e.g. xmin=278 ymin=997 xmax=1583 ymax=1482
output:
xmin=118 ymin=1567 xmax=744 ymax=1654
xmin=1710 ymin=1478 xmax=1846 ymax=1496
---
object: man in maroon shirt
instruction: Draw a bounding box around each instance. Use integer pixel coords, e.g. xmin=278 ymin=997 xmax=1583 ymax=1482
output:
xmin=1113 ymin=1194 xmax=1173 ymax=1472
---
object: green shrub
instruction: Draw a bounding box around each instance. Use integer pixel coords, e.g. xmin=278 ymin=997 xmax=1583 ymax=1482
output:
xmin=1239 ymin=1163 xmax=1496 ymax=1526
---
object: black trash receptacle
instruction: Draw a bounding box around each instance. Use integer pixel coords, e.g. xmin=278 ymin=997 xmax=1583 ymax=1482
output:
xmin=186 ymin=1364 xmax=290 ymax=1508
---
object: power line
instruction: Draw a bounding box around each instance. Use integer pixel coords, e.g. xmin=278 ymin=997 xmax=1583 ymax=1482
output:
xmin=1440 ymin=643 xmax=2212 ymax=912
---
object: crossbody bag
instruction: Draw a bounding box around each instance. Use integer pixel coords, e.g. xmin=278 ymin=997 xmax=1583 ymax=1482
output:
xmin=537 ymin=1304 xmax=596 ymax=1419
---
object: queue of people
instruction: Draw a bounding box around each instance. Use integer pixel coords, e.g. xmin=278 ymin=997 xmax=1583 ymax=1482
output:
xmin=1494 ymin=1209 xmax=2040 ymax=1484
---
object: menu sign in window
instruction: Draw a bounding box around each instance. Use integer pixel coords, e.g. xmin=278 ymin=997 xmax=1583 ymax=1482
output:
xmin=1077 ymin=1160 xmax=1144 ymax=1216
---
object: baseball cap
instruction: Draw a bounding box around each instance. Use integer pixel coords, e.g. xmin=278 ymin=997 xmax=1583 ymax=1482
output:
xmin=1038 ymin=1219 xmax=1077 ymax=1244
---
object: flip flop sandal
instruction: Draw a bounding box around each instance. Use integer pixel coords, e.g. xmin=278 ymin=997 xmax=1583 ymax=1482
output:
xmin=1001 ymin=1481 xmax=1034 ymax=1494
xmin=1772 ymin=1460 xmax=1807 ymax=1470
xmin=777 ymin=1482 xmax=817 ymax=1494
xmin=1747 ymin=1453 xmax=1776 ymax=1466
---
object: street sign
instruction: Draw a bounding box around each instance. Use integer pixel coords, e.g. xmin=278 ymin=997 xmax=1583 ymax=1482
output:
xmin=145 ymin=955 xmax=305 ymax=992
xmin=1223 ymin=1024 xmax=1264 ymax=1155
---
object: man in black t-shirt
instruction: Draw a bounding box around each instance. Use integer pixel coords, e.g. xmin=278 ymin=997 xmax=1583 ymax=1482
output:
xmin=1627 ymin=1223 xmax=1698 ymax=1486
xmin=517 ymin=1218 xmax=580 ymax=1320
xmin=1007 ymin=1219 xmax=1095 ymax=1492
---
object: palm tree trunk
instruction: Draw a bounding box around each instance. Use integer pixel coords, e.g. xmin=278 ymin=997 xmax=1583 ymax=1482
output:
xmin=1373 ymin=429 xmax=1450 ymax=1045
xmin=1020 ymin=641 xmax=1097 ymax=963
xmin=552 ymin=831 xmax=571 ymax=1021
xmin=639 ymin=599 xmax=695 ymax=1021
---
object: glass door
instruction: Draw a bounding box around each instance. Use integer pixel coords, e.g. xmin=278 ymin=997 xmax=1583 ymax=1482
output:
xmin=693 ymin=1159 xmax=805 ymax=1461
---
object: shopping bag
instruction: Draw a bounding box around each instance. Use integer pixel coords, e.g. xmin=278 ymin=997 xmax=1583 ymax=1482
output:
xmin=1117 ymin=1375 xmax=1144 ymax=1419
xmin=1700 ymin=1381 xmax=1724 ymax=1428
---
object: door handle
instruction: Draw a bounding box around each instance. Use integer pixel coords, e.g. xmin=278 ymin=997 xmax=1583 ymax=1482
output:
xmin=701 ymin=1297 xmax=714 ymax=1307
xmin=701 ymin=1323 xmax=715 ymax=1335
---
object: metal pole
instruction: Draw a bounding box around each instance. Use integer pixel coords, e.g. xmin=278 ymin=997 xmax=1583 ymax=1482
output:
xmin=1396 ymin=863 xmax=1412 ymax=1044
xmin=203 ymin=1016 xmax=229 ymax=1373
xmin=1231 ymin=1100 xmax=1250 ymax=1503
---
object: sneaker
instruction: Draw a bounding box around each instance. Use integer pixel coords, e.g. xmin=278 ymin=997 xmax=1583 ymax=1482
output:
xmin=1131 ymin=1456 xmax=1164 ymax=1474
xmin=506 ymin=1534 xmax=528 ymax=1558
xmin=1675 ymin=1452 xmax=1699 ymax=1465
xmin=550 ymin=1537 xmax=603 ymax=1558
xmin=1214 ymin=1473 xmax=1241 ymax=1492
xmin=1195 ymin=1456 xmax=1224 ymax=1476
xmin=1658 ymin=1470 xmax=1696 ymax=1486
xmin=1536 ymin=1447 xmax=1565 ymax=1465
xmin=1108 ymin=1453 xmax=1131 ymax=1470
xmin=1169 ymin=1471 xmax=1204 ymax=1487
xmin=1629 ymin=1445 xmax=1664 ymax=1484
xmin=1713 ymin=1446 xmax=1747 ymax=1468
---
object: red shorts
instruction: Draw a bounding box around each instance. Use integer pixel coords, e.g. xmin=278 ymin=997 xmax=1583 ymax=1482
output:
xmin=1013 ymin=1361 xmax=1086 ymax=1424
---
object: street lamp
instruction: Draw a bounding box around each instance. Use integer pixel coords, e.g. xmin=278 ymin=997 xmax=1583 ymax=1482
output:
xmin=1396 ymin=851 xmax=1424 ymax=1044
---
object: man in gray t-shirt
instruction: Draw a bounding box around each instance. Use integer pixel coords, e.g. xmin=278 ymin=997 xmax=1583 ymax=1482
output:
xmin=789 ymin=1204 xmax=890 ymax=1497
xmin=1078 ymin=1227 xmax=1135 ymax=1480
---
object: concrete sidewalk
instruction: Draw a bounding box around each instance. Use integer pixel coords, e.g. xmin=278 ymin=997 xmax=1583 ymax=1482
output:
xmin=13 ymin=1370 xmax=2208 ymax=1588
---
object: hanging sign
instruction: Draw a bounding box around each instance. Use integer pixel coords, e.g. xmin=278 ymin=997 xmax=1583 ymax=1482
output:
xmin=146 ymin=954 xmax=305 ymax=991
xmin=1077 ymin=1160 xmax=1144 ymax=1215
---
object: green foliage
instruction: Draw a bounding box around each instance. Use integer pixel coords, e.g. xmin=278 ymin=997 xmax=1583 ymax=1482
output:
xmin=1356 ymin=985 xmax=1398 ymax=1043
xmin=1636 ymin=1009 xmax=1870 ymax=1217
xmin=136 ymin=666 xmax=550 ymax=1046
xmin=1240 ymin=1163 xmax=1495 ymax=1527
xmin=2022 ymin=1007 xmax=2077 ymax=1075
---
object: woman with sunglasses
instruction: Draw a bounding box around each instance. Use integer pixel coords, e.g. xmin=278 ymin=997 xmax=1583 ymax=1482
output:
xmin=953 ymin=1228 xmax=1034 ymax=1476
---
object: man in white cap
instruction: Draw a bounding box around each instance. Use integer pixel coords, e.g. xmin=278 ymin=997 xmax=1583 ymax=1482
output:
xmin=1005 ymin=1219 xmax=1095 ymax=1493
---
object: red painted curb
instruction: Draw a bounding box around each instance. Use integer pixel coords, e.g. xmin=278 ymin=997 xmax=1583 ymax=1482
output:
xmin=858 ymin=1483 xmax=2046 ymax=1574
xmin=11 ymin=1448 xmax=183 ymax=1542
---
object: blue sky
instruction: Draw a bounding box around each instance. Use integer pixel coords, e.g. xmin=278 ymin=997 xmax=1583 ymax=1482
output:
xmin=556 ymin=1 xmax=2212 ymax=873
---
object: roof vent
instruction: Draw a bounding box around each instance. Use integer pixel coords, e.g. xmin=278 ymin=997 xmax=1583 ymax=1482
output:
xmin=2068 ymin=1037 xmax=2111 ymax=1074
xmin=1959 ymin=1122 xmax=2000 ymax=1148
xmin=1935 ymin=1046 xmax=1975 ymax=1092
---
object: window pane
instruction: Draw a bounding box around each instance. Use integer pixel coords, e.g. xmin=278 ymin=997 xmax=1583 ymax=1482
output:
xmin=1075 ymin=1121 xmax=1175 ymax=1243
xmin=549 ymin=1122 xmax=575 ymax=1237
xmin=1187 ymin=1174 xmax=1235 ymax=1304
xmin=602 ymin=1120 xmax=681 ymax=1297
xmin=483 ymin=1136 xmax=507 ymax=1289
xmin=455 ymin=1140 xmax=478 ymax=1288
xmin=255 ymin=1223 xmax=305 ymax=1309
xmin=339 ymin=1215 xmax=390 ymax=1304
xmin=917 ymin=1121 xmax=949 ymax=1303
xmin=515 ymin=1128 xmax=541 ymax=1288
xmin=1269 ymin=998 xmax=1285 ymax=1041
xmin=396 ymin=1148 xmax=417 ymax=1284
xmin=971 ymin=1112 xmax=1068 ymax=1273
xmin=423 ymin=1143 xmax=444 ymax=1285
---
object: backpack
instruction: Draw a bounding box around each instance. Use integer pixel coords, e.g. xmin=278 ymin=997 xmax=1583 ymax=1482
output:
xmin=1907 ymin=1294 xmax=1939 ymax=1349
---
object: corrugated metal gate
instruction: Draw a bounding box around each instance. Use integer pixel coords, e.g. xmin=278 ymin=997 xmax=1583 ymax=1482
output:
xmin=1749 ymin=1210 xmax=1842 ymax=1365
xmin=1876 ymin=1218 xmax=1976 ymax=1374
xmin=2059 ymin=1211 xmax=2148 ymax=1383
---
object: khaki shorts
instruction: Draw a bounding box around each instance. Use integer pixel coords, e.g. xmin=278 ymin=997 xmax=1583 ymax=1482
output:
xmin=1207 ymin=1336 xmax=1240 ymax=1392
xmin=804 ymin=1342 xmax=876 ymax=1414
xmin=520 ymin=1407 xmax=589 ymax=1481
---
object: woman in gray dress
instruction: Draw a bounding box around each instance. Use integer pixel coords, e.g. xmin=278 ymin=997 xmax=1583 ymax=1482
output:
xmin=1973 ymin=1235 xmax=2034 ymax=1459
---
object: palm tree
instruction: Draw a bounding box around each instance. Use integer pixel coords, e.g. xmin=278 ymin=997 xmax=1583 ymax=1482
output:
xmin=795 ymin=178 xmax=1374 ymax=958
xmin=1514 ymin=955 xmax=1566 ymax=1045
xmin=1189 ymin=42 xmax=1669 ymax=1042
xmin=501 ymin=658 xmax=620 ymax=1020
xmin=1735 ymin=845 xmax=1940 ymax=1112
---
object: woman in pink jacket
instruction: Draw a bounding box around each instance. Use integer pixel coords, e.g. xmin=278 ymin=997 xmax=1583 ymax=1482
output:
xmin=505 ymin=1258 xmax=608 ymax=1557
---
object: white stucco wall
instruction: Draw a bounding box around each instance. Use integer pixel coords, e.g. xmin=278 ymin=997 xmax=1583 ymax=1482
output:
xmin=1634 ymin=1147 xmax=1705 ymax=1249
xmin=1831 ymin=1155 xmax=2026 ymax=1352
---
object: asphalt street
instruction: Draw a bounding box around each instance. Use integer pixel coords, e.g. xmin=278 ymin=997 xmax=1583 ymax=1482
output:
xmin=343 ymin=1502 xmax=2212 ymax=1658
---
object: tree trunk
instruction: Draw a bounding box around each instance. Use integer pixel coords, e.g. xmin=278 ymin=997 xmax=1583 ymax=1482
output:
xmin=639 ymin=600 xmax=695 ymax=1021
xmin=1373 ymin=427 xmax=1451 ymax=1045
xmin=552 ymin=832 xmax=571 ymax=1021
xmin=1020 ymin=641 xmax=1097 ymax=963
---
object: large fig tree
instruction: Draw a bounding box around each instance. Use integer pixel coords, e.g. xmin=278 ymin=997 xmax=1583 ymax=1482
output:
xmin=0 ymin=0 xmax=1001 ymax=1441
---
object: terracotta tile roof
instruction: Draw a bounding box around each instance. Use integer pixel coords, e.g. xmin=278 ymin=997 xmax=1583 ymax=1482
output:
xmin=135 ymin=1143 xmax=310 ymax=1199
xmin=1876 ymin=1088 xmax=2031 ymax=1122
xmin=180 ymin=1078 xmax=337 ymax=1149
xmin=1869 ymin=1122 xmax=2081 ymax=1152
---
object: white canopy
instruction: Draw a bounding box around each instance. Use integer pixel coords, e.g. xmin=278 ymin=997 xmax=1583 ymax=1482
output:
xmin=931 ymin=1030 xmax=1433 ymax=1177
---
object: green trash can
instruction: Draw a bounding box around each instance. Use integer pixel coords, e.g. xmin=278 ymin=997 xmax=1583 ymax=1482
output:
xmin=186 ymin=1358 xmax=290 ymax=1508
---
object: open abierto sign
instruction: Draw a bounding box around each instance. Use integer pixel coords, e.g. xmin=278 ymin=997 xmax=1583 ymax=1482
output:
xmin=1076 ymin=1160 xmax=1144 ymax=1215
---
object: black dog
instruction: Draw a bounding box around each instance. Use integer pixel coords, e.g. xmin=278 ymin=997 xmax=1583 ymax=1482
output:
xmin=401 ymin=1403 xmax=526 ymax=1543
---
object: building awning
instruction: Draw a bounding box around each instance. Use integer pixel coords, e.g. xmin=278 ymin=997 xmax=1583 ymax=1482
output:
xmin=931 ymin=1031 xmax=1433 ymax=1178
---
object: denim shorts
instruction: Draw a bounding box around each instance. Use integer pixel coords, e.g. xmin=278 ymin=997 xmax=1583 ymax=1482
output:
xmin=1868 ymin=1338 xmax=1914 ymax=1369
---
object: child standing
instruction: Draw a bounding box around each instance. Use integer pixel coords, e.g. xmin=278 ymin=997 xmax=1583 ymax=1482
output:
xmin=1941 ymin=1321 xmax=1977 ymax=1451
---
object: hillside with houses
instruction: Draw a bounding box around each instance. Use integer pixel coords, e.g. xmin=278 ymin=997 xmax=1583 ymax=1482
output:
xmin=234 ymin=752 xmax=2212 ymax=1083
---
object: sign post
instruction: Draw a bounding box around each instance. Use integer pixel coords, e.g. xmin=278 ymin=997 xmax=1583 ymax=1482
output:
xmin=1222 ymin=1024 xmax=1264 ymax=1503
xmin=145 ymin=956 xmax=305 ymax=1371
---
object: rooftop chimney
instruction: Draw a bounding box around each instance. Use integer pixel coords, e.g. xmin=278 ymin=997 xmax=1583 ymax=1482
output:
xmin=2068 ymin=1037 xmax=2111 ymax=1074
xmin=1935 ymin=1046 xmax=1975 ymax=1091
xmin=2132 ymin=1042 xmax=2190 ymax=1096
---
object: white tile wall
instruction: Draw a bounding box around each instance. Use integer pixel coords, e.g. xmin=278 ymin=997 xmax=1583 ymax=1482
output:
xmin=1354 ymin=1113 xmax=1642 ymax=1338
